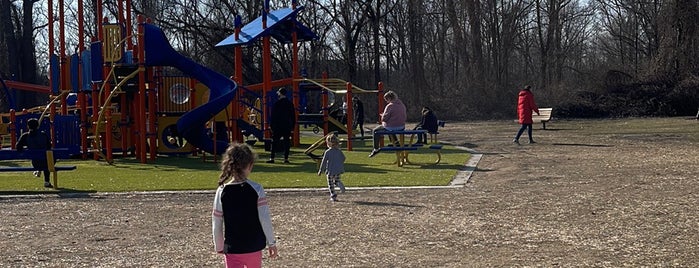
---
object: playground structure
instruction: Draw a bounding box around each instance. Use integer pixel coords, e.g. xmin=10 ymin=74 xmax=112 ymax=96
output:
xmin=0 ymin=0 xmax=384 ymax=165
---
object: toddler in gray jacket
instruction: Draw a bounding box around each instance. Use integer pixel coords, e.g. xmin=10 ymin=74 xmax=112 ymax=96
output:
xmin=317 ymin=134 xmax=346 ymax=201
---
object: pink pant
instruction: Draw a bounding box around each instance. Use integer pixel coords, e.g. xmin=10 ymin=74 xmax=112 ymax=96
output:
xmin=224 ymin=251 xmax=262 ymax=268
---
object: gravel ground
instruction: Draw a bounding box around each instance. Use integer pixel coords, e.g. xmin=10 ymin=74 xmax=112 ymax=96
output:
xmin=1 ymin=117 xmax=698 ymax=267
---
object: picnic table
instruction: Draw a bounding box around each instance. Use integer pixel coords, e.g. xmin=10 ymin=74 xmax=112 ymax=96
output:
xmin=374 ymin=129 xmax=442 ymax=167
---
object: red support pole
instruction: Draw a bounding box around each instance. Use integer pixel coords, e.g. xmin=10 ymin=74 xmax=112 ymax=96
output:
xmin=377 ymin=82 xmax=385 ymax=123
xmin=377 ymin=82 xmax=385 ymax=147
xmin=78 ymin=0 xmax=84 ymax=51
xmin=291 ymin=25 xmax=300 ymax=147
xmin=48 ymin=0 xmax=54 ymax=95
xmin=231 ymin=16 xmax=243 ymax=143
xmin=105 ymin=109 xmax=113 ymax=163
xmin=97 ymin=0 xmax=103 ymax=40
xmin=137 ymin=15 xmax=147 ymax=163
xmin=148 ymin=78 xmax=157 ymax=161
xmin=190 ymin=78 xmax=198 ymax=156
xmin=125 ymin=0 xmax=133 ymax=50
xmin=322 ymin=71 xmax=329 ymax=135
xmin=59 ymin=0 xmax=67 ymax=115
xmin=117 ymin=0 xmax=124 ymax=26
xmin=77 ymin=0 xmax=86 ymax=158
xmin=91 ymin=88 xmax=99 ymax=160
xmin=262 ymin=39 xmax=271 ymax=140
xmin=50 ymin=96 xmax=56 ymax=148
xmin=118 ymin=92 xmax=126 ymax=156
xmin=230 ymin=84 xmax=238 ymax=143
xmin=9 ymin=110 xmax=16 ymax=149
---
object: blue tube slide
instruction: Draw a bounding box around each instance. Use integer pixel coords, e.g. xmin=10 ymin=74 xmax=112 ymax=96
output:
xmin=143 ymin=23 xmax=236 ymax=154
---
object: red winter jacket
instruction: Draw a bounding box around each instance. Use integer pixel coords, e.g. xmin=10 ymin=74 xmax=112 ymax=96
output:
xmin=517 ymin=90 xmax=539 ymax=124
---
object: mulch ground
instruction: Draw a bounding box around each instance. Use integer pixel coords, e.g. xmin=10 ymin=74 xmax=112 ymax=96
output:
xmin=1 ymin=118 xmax=697 ymax=267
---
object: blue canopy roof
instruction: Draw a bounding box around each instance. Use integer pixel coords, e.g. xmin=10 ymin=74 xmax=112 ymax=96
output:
xmin=216 ymin=7 xmax=318 ymax=47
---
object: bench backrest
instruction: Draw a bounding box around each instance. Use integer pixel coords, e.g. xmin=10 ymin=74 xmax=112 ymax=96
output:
xmin=533 ymin=108 xmax=553 ymax=120
xmin=0 ymin=148 xmax=72 ymax=161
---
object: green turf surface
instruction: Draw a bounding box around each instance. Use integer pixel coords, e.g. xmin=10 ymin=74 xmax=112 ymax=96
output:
xmin=0 ymin=140 xmax=469 ymax=193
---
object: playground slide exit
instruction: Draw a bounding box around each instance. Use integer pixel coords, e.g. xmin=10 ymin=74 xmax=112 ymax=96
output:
xmin=143 ymin=23 xmax=236 ymax=155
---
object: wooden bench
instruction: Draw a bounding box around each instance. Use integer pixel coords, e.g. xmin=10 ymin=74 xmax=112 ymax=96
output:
xmin=533 ymin=108 xmax=553 ymax=129
xmin=515 ymin=108 xmax=553 ymax=129
xmin=374 ymin=129 xmax=442 ymax=167
xmin=0 ymin=149 xmax=77 ymax=189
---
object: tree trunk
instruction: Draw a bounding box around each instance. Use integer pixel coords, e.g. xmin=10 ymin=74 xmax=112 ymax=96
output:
xmin=0 ymin=0 xmax=18 ymax=78
xmin=20 ymin=0 xmax=37 ymax=83
xmin=407 ymin=0 xmax=426 ymax=111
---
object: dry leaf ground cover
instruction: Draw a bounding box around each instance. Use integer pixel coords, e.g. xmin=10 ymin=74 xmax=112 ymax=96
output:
xmin=1 ymin=117 xmax=697 ymax=267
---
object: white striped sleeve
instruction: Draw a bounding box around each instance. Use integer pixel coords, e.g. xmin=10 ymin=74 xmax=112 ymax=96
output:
xmin=251 ymin=181 xmax=277 ymax=247
xmin=212 ymin=186 xmax=224 ymax=252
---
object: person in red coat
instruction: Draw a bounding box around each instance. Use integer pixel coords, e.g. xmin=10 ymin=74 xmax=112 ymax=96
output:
xmin=513 ymin=85 xmax=540 ymax=145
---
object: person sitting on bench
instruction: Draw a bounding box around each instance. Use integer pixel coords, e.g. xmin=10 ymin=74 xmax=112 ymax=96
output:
xmin=369 ymin=90 xmax=406 ymax=158
xmin=413 ymin=106 xmax=438 ymax=144
xmin=16 ymin=118 xmax=53 ymax=187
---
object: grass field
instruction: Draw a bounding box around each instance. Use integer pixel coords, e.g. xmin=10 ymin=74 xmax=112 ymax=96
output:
xmin=0 ymin=138 xmax=469 ymax=193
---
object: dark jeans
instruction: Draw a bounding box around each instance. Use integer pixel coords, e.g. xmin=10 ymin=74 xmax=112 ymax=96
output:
xmin=31 ymin=159 xmax=51 ymax=182
xmin=353 ymin=119 xmax=364 ymax=136
xmin=413 ymin=126 xmax=428 ymax=143
xmin=372 ymin=125 xmax=402 ymax=149
xmin=270 ymin=131 xmax=291 ymax=160
xmin=515 ymin=124 xmax=533 ymax=141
